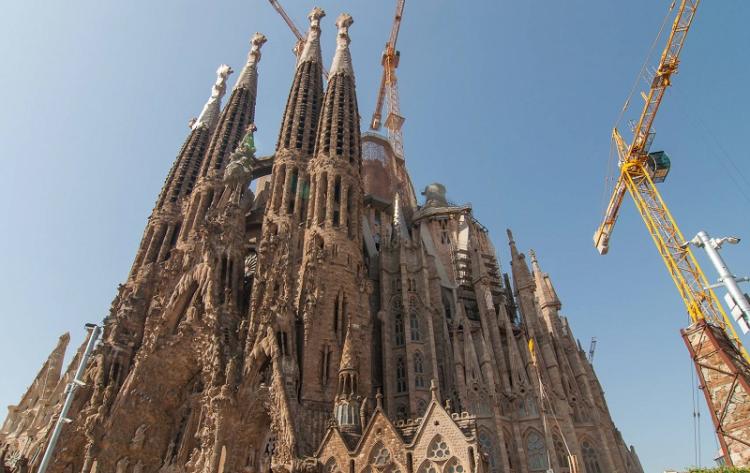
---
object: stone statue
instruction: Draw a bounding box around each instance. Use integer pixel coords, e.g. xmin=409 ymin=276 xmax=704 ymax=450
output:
xmin=225 ymin=358 xmax=238 ymax=386
xmin=421 ymin=183 xmax=448 ymax=208
xmin=115 ymin=457 xmax=129 ymax=473
xmin=130 ymin=424 xmax=147 ymax=450
xmin=224 ymin=123 xmax=258 ymax=209
xmin=224 ymin=123 xmax=258 ymax=203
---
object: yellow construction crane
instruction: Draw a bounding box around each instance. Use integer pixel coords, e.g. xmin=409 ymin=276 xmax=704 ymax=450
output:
xmin=593 ymin=0 xmax=750 ymax=465
xmin=267 ymin=0 xmax=329 ymax=80
xmin=370 ymin=0 xmax=406 ymax=160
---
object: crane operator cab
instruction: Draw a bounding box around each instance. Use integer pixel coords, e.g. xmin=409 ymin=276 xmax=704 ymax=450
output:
xmin=645 ymin=151 xmax=671 ymax=183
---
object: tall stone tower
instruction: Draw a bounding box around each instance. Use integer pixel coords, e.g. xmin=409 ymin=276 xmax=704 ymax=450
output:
xmin=2 ymin=8 xmax=643 ymax=473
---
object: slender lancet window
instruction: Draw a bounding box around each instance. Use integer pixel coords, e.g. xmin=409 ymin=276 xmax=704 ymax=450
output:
xmin=478 ymin=430 xmax=499 ymax=473
xmin=396 ymin=357 xmax=407 ymax=393
xmin=410 ymin=313 xmax=421 ymax=341
xmin=582 ymin=442 xmax=602 ymax=473
xmin=414 ymin=352 xmax=425 ymax=388
xmin=393 ymin=298 xmax=405 ymax=347
xmin=288 ymin=167 xmax=299 ymax=214
xmin=526 ymin=431 xmax=548 ymax=471
xmin=318 ymin=172 xmax=328 ymax=224
xmin=333 ymin=175 xmax=341 ymax=226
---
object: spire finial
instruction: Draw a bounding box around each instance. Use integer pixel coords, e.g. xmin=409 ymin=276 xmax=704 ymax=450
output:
xmin=336 ymin=13 xmax=353 ymax=36
xmin=329 ymin=13 xmax=354 ymax=76
xmin=234 ymin=32 xmax=267 ymax=90
xmin=506 ymin=228 xmax=515 ymax=246
xmin=309 ymin=6 xmax=325 ymax=28
xmin=192 ymin=64 xmax=233 ymax=130
xmin=430 ymin=379 xmax=438 ymax=401
xmin=299 ymin=7 xmax=326 ymax=64
xmin=529 ymin=249 xmax=540 ymax=273
xmin=250 ymin=32 xmax=268 ymax=61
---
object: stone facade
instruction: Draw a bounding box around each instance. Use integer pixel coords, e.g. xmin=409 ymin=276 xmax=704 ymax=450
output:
xmin=1 ymin=8 xmax=642 ymax=473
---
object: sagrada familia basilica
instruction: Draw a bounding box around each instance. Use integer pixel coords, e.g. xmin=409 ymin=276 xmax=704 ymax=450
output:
xmin=1 ymin=8 xmax=643 ymax=473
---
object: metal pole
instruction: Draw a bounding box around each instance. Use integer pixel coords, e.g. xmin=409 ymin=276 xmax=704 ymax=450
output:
xmin=37 ymin=324 xmax=101 ymax=473
xmin=694 ymin=230 xmax=750 ymax=322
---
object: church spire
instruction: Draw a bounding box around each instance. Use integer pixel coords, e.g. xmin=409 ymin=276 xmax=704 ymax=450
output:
xmin=306 ymin=12 xmax=362 ymax=240
xmin=329 ymin=13 xmax=354 ymax=78
xmin=335 ymin=324 xmax=361 ymax=433
xmin=507 ymin=229 xmax=534 ymax=294
xmin=314 ymin=13 xmax=360 ymax=165
xmin=131 ymin=64 xmax=239 ymax=274
xmin=153 ymin=65 xmax=233 ymax=211
xmin=199 ymin=33 xmax=266 ymax=178
xmin=529 ymin=249 xmax=561 ymax=311
xmin=507 ymin=229 xmax=544 ymax=338
xmin=234 ymin=32 xmax=267 ymax=91
xmin=276 ymin=7 xmax=326 ymax=157
xmin=298 ymin=7 xmax=325 ymax=65
xmin=338 ymin=324 xmax=358 ymax=395
xmin=192 ymin=64 xmax=233 ymax=131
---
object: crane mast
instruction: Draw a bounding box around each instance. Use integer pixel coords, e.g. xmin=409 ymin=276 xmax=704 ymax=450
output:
xmin=594 ymin=0 xmax=750 ymax=465
xmin=268 ymin=0 xmax=305 ymax=58
xmin=370 ymin=0 xmax=406 ymax=160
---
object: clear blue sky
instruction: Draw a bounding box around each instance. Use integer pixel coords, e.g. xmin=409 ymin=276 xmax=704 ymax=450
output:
xmin=1 ymin=1 xmax=748 ymax=472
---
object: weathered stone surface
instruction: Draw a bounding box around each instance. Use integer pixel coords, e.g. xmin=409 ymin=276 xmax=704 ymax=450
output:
xmin=1 ymin=8 xmax=644 ymax=473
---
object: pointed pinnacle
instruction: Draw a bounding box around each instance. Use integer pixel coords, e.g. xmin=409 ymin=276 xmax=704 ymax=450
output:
xmin=529 ymin=249 xmax=540 ymax=272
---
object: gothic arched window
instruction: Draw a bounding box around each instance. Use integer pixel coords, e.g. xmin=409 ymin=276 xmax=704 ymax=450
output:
xmin=504 ymin=429 xmax=518 ymax=473
xmin=582 ymin=441 xmax=602 ymax=473
xmin=371 ymin=443 xmax=392 ymax=467
xmin=427 ymin=435 xmax=451 ymax=460
xmin=553 ymin=435 xmax=569 ymax=472
xmin=414 ymin=352 xmax=425 ymax=388
xmin=325 ymin=458 xmax=341 ymax=473
xmin=417 ymin=461 xmax=438 ymax=473
xmin=478 ymin=430 xmax=499 ymax=473
xmin=396 ymin=357 xmax=407 ymax=393
xmin=395 ymin=311 xmax=405 ymax=347
xmin=408 ymin=297 xmax=422 ymax=342
xmin=393 ymin=298 xmax=405 ymax=347
xmin=526 ymin=397 xmax=538 ymax=416
xmin=525 ymin=431 xmax=548 ymax=471
xmin=410 ymin=313 xmax=421 ymax=341
xmin=444 ymin=458 xmax=465 ymax=473
xmin=416 ymin=398 xmax=427 ymax=416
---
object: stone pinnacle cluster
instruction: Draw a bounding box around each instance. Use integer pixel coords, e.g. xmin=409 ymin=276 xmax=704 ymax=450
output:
xmin=2 ymin=8 xmax=642 ymax=473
